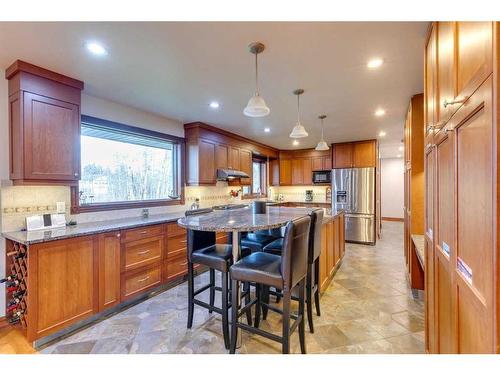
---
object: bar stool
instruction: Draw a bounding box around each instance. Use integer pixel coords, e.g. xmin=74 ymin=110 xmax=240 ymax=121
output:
xmin=185 ymin=208 xmax=252 ymax=349
xmin=229 ymin=216 xmax=311 ymax=354
xmin=263 ymin=209 xmax=323 ymax=333
xmin=240 ymin=228 xmax=282 ymax=253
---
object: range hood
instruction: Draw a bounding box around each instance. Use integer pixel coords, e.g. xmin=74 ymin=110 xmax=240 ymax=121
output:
xmin=216 ymin=168 xmax=249 ymax=180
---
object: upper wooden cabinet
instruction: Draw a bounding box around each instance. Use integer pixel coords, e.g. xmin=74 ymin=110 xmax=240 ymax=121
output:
xmin=425 ymin=23 xmax=438 ymax=144
xmin=6 ymin=60 xmax=83 ymax=185
xmin=275 ymin=149 xmax=331 ymax=186
xmin=184 ymin=122 xmax=278 ymax=186
xmin=279 ymin=158 xmax=292 ymax=185
xmin=332 ymin=140 xmax=377 ymax=168
xmin=269 ymin=159 xmax=280 ymax=186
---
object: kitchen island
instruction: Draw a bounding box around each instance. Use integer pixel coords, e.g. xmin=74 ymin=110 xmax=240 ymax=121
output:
xmin=2 ymin=206 xmax=344 ymax=346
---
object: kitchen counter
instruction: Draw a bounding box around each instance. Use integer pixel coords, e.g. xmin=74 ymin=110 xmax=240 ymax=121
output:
xmin=411 ymin=234 xmax=425 ymax=270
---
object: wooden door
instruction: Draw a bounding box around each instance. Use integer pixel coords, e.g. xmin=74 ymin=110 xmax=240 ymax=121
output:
xmin=291 ymin=159 xmax=304 ymax=185
xmin=312 ymin=157 xmax=323 ymax=171
xmin=332 ymin=143 xmax=353 ymax=168
xmin=23 ymin=92 xmax=80 ymax=181
xmin=198 ymin=139 xmax=216 ymax=184
xmin=352 ymin=141 xmax=376 ymax=168
xmin=434 ymin=129 xmax=455 ymax=353
xmin=279 ymin=159 xmax=292 ymax=185
xmin=98 ymin=231 xmax=121 ymax=311
xmin=425 ymin=24 xmax=438 ymax=144
xmin=215 ymin=143 xmax=228 ymax=169
xmin=456 ymin=22 xmax=492 ymax=103
xmin=302 ymin=158 xmax=313 ymax=185
xmin=229 ymin=147 xmax=240 ymax=170
xmin=239 ymin=149 xmax=252 ymax=185
xmin=28 ymin=236 xmax=98 ymax=341
xmin=269 ymin=159 xmax=280 ymax=186
xmin=453 ymin=77 xmax=494 ymax=353
xmin=437 ymin=22 xmax=456 ymax=123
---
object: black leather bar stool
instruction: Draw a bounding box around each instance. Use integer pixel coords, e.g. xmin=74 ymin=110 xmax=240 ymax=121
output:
xmin=240 ymin=228 xmax=282 ymax=253
xmin=229 ymin=216 xmax=311 ymax=354
xmin=185 ymin=208 xmax=252 ymax=349
xmin=263 ymin=209 xmax=323 ymax=333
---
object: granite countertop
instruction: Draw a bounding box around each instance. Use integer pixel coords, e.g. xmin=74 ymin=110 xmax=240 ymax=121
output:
xmin=2 ymin=205 xmax=342 ymax=246
xmin=178 ymin=206 xmax=342 ymax=232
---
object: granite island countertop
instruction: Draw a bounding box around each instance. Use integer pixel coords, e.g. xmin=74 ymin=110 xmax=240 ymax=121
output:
xmin=2 ymin=206 xmax=342 ymax=246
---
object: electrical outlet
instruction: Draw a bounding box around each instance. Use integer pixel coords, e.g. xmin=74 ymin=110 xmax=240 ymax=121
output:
xmin=56 ymin=201 xmax=66 ymax=214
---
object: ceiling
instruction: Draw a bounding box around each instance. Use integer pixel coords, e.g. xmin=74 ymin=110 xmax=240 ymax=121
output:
xmin=0 ymin=22 xmax=427 ymax=156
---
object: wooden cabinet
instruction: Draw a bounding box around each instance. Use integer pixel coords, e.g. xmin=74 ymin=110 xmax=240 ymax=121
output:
xmin=279 ymin=159 xmax=292 ymax=185
xmin=199 ymin=140 xmax=216 ymax=184
xmin=302 ymin=158 xmax=313 ymax=185
xmin=424 ymin=22 xmax=498 ymax=354
xmin=98 ymin=232 xmax=121 ymax=312
xmin=27 ymin=236 xmax=98 ymax=341
xmin=312 ymin=155 xmax=332 ymax=171
xmin=319 ymin=213 xmax=345 ymax=293
xmin=239 ymin=149 xmax=252 ymax=185
xmin=276 ymin=149 xmax=331 ymax=186
xmin=425 ymin=24 xmax=437 ymax=145
xmin=215 ymin=143 xmax=229 ymax=169
xmin=122 ymin=265 xmax=162 ymax=300
xmin=229 ymin=146 xmax=240 ymax=170
xmin=6 ymin=60 xmax=83 ymax=185
xmin=291 ymin=159 xmax=304 ymax=185
xmin=332 ymin=140 xmax=377 ymax=168
xmin=269 ymin=159 xmax=280 ymax=186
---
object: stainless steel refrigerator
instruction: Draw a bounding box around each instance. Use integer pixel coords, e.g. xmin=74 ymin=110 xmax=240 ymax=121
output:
xmin=332 ymin=167 xmax=375 ymax=245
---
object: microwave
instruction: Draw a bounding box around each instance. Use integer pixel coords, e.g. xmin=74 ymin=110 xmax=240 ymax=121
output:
xmin=312 ymin=170 xmax=331 ymax=184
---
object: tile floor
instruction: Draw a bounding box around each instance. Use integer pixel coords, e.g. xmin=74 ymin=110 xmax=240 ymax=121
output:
xmin=40 ymin=221 xmax=424 ymax=354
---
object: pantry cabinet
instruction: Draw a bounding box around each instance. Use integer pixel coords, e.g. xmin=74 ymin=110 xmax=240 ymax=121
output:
xmin=332 ymin=140 xmax=377 ymax=168
xmin=423 ymin=21 xmax=498 ymax=354
xmin=6 ymin=60 xmax=83 ymax=185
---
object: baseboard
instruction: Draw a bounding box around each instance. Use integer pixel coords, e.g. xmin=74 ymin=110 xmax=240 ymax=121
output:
xmin=0 ymin=316 xmax=8 ymax=330
xmin=382 ymin=217 xmax=404 ymax=222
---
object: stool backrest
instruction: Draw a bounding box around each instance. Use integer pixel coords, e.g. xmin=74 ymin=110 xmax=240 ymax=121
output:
xmin=280 ymin=215 xmax=311 ymax=290
xmin=308 ymin=209 xmax=324 ymax=264
xmin=185 ymin=208 xmax=216 ymax=261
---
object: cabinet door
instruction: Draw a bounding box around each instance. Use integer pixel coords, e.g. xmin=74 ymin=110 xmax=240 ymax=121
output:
xmin=319 ymin=223 xmax=329 ymax=292
xmin=323 ymin=155 xmax=332 ymax=170
xmin=98 ymin=231 xmax=121 ymax=311
xmin=434 ymin=131 xmax=455 ymax=353
xmin=312 ymin=157 xmax=323 ymax=171
xmin=269 ymin=159 xmax=280 ymax=186
xmin=239 ymin=149 xmax=252 ymax=185
xmin=291 ymin=159 xmax=304 ymax=185
xmin=199 ymin=140 xmax=216 ymax=184
xmin=23 ymin=92 xmax=80 ymax=181
xmin=425 ymin=24 xmax=438 ymax=144
xmin=30 ymin=236 xmax=98 ymax=340
xmin=332 ymin=143 xmax=353 ymax=168
xmin=302 ymin=158 xmax=313 ymax=185
xmin=454 ymin=77 xmax=494 ymax=353
xmin=229 ymin=147 xmax=240 ymax=170
xmin=352 ymin=141 xmax=376 ymax=168
xmin=215 ymin=143 xmax=228 ymax=170
xmin=437 ymin=22 xmax=456 ymax=124
xmin=456 ymin=22 xmax=492 ymax=103
xmin=326 ymin=221 xmax=334 ymax=276
xmin=279 ymin=159 xmax=292 ymax=185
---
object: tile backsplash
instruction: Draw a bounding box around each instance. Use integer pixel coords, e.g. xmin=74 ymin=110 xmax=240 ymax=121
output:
xmin=269 ymin=186 xmax=330 ymax=203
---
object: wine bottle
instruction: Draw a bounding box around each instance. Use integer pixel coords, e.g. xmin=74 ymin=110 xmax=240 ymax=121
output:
xmin=0 ymin=274 xmax=16 ymax=283
xmin=6 ymin=286 xmax=18 ymax=293
xmin=8 ymin=316 xmax=20 ymax=325
xmin=14 ymin=252 xmax=26 ymax=260
xmin=6 ymin=304 xmax=18 ymax=312
xmin=7 ymin=298 xmax=21 ymax=307
xmin=5 ymin=280 xmax=20 ymax=288
xmin=12 ymin=290 xmax=25 ymax=299
xmin=11 ymin=310 xmax=24 ymax=317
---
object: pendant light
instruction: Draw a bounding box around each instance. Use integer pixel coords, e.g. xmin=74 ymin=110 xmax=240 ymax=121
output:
xmin=315 ymin=115 xmax=330 ymax=151
xmin=243 ymin=42 xmax=270 ymax=117
xmin=289 ymin=89 xmax=308 ymax=138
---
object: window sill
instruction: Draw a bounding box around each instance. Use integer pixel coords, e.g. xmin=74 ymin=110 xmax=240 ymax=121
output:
xmin=71 ymin=198 xmax=184 ymax=214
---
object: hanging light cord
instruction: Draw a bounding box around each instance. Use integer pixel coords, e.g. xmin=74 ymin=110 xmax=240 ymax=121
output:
xmin=321 ymin=118 xmax=324 ymax=140
xmin=254 ymin=52 xmax=259 ymax=96
xmin=296 ymin=94 xmax=301 ymax=123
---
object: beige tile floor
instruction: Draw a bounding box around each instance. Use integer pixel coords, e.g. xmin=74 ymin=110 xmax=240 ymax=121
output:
xmin=41 ymin=221 xmax=424 ymax=354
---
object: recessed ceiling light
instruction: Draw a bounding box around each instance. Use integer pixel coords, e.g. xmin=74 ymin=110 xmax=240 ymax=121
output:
xmin=86 ymin=41 xmax=107 ymax=56
xmin=398 ymin=146 xmax=404 ymax=151
xmin=367 ymin=58 xmax=384 ymax=69
xmin=293 ymin=140 xmax=299 ymax=146
xmin=375 ymin=109 xmax=386 ymax=117
xmin=209 ymin=101 xmax=220 ymax=109
xmin=264 ymin=127 xmax=270 ymax=133
xmin=379 ymin=131 xmax=386 ymax=137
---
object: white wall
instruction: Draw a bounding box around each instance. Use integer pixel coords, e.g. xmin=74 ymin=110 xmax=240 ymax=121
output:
xmin=380 ymin=158 xmax=404 ymax=219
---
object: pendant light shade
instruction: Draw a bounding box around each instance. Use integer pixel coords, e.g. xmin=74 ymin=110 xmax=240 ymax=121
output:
xmin=289 ymin=89 xmax=308 ymax=138
xmin=315 ymin=115 xmax=330 ymax=151
xmin=244 ymin=42 xmax=270 ymax=118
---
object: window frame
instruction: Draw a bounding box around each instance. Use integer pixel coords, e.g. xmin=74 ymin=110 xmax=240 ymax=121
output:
xmin=242 ymin=158 xmax=267 ymax=199
xmin=71 ymin=115 xmax=185 ymax=214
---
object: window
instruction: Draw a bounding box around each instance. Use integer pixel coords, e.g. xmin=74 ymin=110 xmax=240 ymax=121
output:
xmin=71 ymin=116 xmax=184 ymax=213
xmin=242 ymin=159 xmax=267 ymax=197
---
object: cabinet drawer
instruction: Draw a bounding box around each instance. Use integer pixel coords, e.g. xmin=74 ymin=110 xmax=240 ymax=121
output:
xmin=167 ymin=235 xmax=187 ymax=259
xmin=166 ymin=222 xmax=186 ymax=238
xmin=122 ymin=265 xmax=161 ymax=300
xmin=123 ymin=236 xmax=163 ymax=271
xmin=166 ymin=255 xmax=189 ymax=281
xmin=121 ymin=224 xmax=164 ymax=243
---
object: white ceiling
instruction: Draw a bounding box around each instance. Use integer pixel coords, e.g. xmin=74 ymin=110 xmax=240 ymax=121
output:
xmin=0 ymin=22 xmax=427 ymax=155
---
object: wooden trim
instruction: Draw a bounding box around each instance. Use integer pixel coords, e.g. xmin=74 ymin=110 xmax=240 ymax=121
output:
xmin=0 ymin=317 xmax=8 ymax=330
xmin=5 ymin=60 xmax=84 ymax=90
xmin=382 ymin=217 xmax=404 ymax=222
xmin=184 ymin=121 xmax=279 ymax=153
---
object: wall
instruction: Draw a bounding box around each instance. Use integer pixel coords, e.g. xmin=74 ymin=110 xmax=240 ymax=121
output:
xmin=380 ymin=158 xmax=404 ymax=219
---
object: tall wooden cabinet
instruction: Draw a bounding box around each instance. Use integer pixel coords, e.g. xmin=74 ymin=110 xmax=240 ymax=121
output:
xmin=424 ymin=22 xmax=498 ymax=354
xmin=403 ymin=94 xmax=425 ymax=291
xmin=332 ymin=140 xmax=377 ymax=168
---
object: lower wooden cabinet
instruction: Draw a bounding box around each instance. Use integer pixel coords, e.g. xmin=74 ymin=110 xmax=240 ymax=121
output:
xmin=319 ymin=213 xmax=345 ymax=293
xmin=121 ymin=264 xmax=162 ymax=300
xmin=98 ymin=231 xmax=121 ymax=311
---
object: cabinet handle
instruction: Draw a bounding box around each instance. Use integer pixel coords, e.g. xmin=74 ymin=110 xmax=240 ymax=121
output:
xmin=137 ymin=276 xmax=150 ymax=283
xmin=140 ymin=230 xmax=148 ymax=234
xmin=445 ymin=124 xmax=454 ymax=133
xmin=137 ymin=250 xmax=150 ymax=255
xmin=443 ymin=97 xmax=468 ymax=108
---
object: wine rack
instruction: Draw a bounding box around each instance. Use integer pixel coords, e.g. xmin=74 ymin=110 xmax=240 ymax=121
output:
xmin=5 ymin=240 xmax=28 ymax=329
